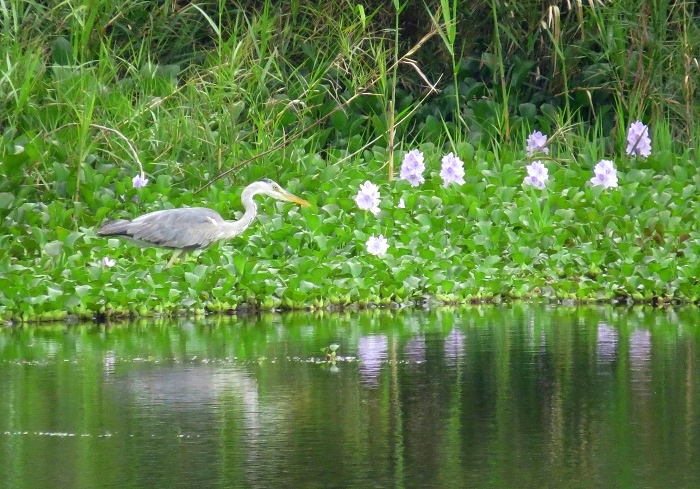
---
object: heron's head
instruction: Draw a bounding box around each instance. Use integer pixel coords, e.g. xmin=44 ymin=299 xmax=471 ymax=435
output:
xmin=255 ymin=178 xmax=311 ymax=207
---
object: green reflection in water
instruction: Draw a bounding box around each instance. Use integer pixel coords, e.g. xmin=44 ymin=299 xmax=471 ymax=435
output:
xmin=0 ymin=305 xmax=699 ymax=489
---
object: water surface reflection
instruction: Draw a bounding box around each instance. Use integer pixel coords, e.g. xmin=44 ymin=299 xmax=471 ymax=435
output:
xmin=0 ymin=305 xmax=698 ymax=489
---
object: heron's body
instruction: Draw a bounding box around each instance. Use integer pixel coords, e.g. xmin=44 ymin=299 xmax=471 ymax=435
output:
xmin=97 ymin=179 xmax=310 ymax=266
xmin=98 ymin=207 xmax=255 ymax=250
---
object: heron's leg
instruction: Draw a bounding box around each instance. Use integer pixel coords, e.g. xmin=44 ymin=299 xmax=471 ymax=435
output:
xmin=165 ymin=249 xmax=184 ymax=268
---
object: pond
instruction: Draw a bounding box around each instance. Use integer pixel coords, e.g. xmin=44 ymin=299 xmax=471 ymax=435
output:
xmin=1 ymin=305 xmax=699 ymax=489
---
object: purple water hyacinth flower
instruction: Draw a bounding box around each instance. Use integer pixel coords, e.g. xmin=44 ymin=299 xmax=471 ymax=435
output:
xmin=440 ymin=152 xmax=465 ymax=186
xmin=132 ymin=173 xmax=149 ymax=188
xmin=355 ymin=181 xmax=381 ymax=214
xmin=590 ymin=159 xmax=618 ymax=189
xmin=400 ymin=149 xmax=425 ymax=187
xmin=366 ymin=234 xmax=389 ymax=256
xmin=101 ymin=257 xmax=116 ymax=268
xmin=626 ymin=121 xmax=652 ymax=158
xmin=523 ymin=161 xmax=549 ymax=189
xmin=526 ymin=130 xmax=549 ymax=156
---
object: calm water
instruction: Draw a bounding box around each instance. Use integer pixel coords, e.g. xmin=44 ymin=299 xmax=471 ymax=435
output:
xmin=0 ymin=305 xmax=699 ymax=489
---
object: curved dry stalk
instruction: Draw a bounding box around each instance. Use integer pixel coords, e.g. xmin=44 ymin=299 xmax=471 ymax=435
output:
xmin=49 ymin=123 xmax=145 ymax=179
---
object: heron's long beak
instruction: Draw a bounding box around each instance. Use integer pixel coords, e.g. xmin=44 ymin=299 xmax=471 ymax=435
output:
xmin=282 ymin=189 xmax=311 ymax=207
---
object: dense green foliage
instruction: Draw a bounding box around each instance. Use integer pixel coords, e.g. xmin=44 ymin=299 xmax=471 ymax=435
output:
xmin=1 ymin=1 xmax=699 ymax=322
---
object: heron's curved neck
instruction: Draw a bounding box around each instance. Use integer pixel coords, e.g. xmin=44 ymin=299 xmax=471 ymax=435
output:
xmin=222 ymin=187 xmax=259 ymax=238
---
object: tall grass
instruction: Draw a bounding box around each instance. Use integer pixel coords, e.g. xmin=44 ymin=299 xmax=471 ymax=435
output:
xmin=2 ymin=1 xmax=697 ymax=197
xmin=1 ymin=1 xmax=384 ymax=195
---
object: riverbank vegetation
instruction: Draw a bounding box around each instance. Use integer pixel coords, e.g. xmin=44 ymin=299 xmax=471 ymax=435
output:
xmin=1 ymin=0 xmax=699 ymax=322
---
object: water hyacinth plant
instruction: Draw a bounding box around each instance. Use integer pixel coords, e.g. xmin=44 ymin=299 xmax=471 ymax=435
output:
xmin=400 ymin=149 xmax=426 ymax=187
xmin=590 ymin=160 xmax=619 ymax=189
xmin=132 ymin=174 xmax=149 ymax=188
xmin=626 ymin=121 xmax=652 ymax=158
xmin=523 ymin=161 xmax=549 ymax=189
xmin=366 ymin=235 xmax=389 ymax=256
xmin=440 ymin=152 xmax=465 ymax=186
xmin=355 ymin=181 xmax=381 ymax=214
xmin=526 ymin=131 xmax=549 ymax=156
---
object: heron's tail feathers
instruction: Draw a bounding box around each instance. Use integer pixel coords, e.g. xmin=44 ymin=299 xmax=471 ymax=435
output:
xmin=97 ymin=219 xmax=132 ymax=236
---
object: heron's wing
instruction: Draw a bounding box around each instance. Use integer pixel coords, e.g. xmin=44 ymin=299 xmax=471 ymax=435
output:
xmin=126 ymin=208 xmax=226 ymax=249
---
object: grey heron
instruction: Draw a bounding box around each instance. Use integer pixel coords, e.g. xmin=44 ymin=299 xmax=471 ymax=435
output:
xmin=97 ymin=178 xmax=310 ymax=267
